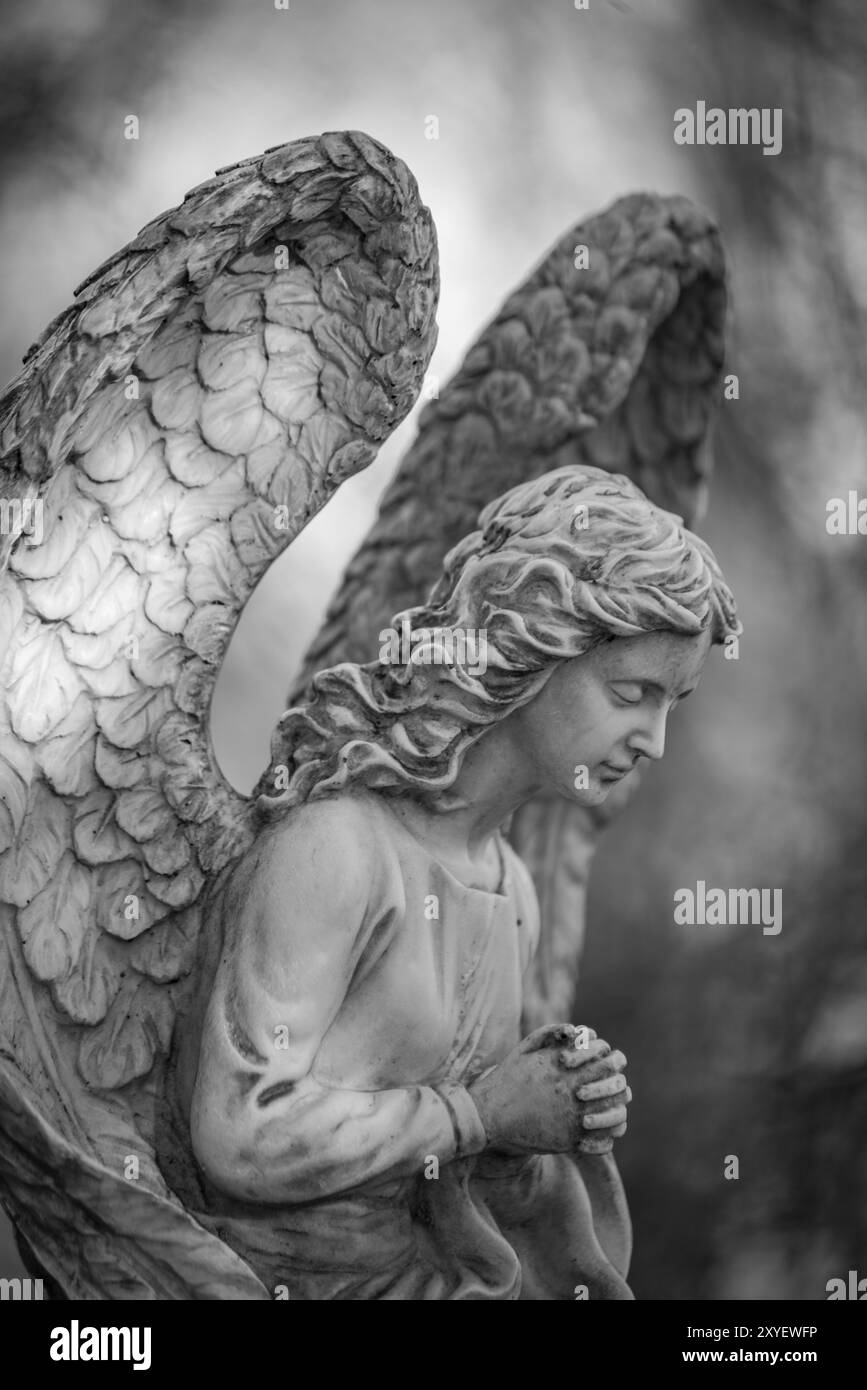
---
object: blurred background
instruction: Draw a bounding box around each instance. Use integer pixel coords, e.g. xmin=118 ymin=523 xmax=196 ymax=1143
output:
xmin=1 ymin=0 xmax=865 ymax=1299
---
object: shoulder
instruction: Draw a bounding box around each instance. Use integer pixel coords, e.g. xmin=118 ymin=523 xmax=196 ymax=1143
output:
xmin=216 ymin=792 xmax=403 ymax=977
xmin=253 ymin=790 xmax=401 ymax=904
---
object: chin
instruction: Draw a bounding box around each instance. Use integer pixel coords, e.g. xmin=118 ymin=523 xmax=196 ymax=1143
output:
xmin=569 ymin=781 xmax=612 ymax=807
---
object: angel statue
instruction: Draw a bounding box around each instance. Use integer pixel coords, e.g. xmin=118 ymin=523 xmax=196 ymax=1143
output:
xmin=0 ymin=130 xmax=738 ymax=1300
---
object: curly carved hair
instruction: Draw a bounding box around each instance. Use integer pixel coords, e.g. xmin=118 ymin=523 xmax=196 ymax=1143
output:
xmin=255 ymin=465 xmax=741 ymax=816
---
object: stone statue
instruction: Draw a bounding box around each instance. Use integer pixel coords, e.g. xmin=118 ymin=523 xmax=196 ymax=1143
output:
xmin=0 ymin=131 xmax=739 ymax=1299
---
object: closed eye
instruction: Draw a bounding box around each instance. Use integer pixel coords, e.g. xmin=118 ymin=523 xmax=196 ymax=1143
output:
xmin=674 ymin=686 xmax=697 ymax=706
xmin=609 ymin=681 xmax=644 ymax=705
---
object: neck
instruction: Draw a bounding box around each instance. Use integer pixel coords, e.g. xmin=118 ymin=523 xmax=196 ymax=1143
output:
xmin=424 ymin=716 xmax=543 ymax=855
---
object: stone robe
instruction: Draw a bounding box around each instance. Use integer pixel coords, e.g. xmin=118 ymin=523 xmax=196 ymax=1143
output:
xmin=177 ymin=790 xmax=632 ymax=1300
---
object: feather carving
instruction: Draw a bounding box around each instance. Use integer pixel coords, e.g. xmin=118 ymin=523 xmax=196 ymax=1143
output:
xmin=0 ymin=130 xmax=438 ymax=1296
xmin=295 ymin=191 xmax=727 ymax=1028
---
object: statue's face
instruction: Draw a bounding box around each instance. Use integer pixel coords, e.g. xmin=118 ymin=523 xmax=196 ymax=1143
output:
xmin=512 ymin=628 xmax=713 ymax=806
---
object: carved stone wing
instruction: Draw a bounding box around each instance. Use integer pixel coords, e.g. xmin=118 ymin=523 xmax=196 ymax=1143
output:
xmin=295 ymin=193 xmax=727 ymax=1027
xmin=0 ymin=132 xmax=438 ymax=1296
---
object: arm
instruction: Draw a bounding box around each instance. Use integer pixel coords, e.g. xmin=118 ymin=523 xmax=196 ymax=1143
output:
xmin=190 ymin=799 xmax=629 ymax=1207
xmin=189 ymin=801 xmax=486 ymax=1205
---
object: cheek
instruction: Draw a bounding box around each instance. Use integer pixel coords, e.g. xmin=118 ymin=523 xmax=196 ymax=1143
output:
xmin=529 ymin=711 xmax=585 ymax=780
xmin=567 ymin=691 xmax=620 ymax=748
xmin=551 ymin=695 xmax=621 ymax=768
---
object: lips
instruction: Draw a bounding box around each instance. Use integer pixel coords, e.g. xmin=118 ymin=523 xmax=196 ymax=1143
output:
xmin=599 ymin=760 xmax=634 ymax=777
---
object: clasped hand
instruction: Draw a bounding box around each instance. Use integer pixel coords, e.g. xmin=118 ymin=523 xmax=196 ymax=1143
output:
xmin=467 ymin=1024 xmax=631 ymax=1157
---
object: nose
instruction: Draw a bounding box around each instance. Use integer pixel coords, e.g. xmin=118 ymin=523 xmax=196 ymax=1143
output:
xmin=627 ymin=706 xmax=668 ymax=763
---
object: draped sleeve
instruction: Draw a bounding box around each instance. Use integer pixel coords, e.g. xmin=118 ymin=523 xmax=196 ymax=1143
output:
xmin=189 ymin=796 xmax=488 ymax=1204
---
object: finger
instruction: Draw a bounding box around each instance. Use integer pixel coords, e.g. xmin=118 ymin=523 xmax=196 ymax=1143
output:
xmin=518 ymin=1023 xmax=584 ymax=1054
xmin=576 ymin=1134 xmax=614 ymax=1155
xmin=558 ymin=1039 xmax=611 ymax=1070
xmin=563 ymin=1058 xmax=613 ymax=1085
xmin=580 ymin=1094 xmax=629 ymax=1117
xmin=582 ymin=1104 xmax=629 ymax=1130
xmin=522 ymin=1023 xmax=601 ymax=1053
xmin=571 ymin=1048 xmax=627 ymax=1081
xmin=575 ymin=1074 xmax=627 ymax=1101
xmin=575 ymin=1083 xmax=633 ymax=1113
xmin=566 ymin=1050 xmax=628 ymax=1087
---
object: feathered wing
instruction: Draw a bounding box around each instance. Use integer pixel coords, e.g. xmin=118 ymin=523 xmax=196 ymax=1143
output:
xmin=295 ymin=193 xmax=727 ymax=1028
xmin=0 ymin=131 xmax=438 ymax=1297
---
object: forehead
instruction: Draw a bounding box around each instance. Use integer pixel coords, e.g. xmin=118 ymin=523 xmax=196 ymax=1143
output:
xmin=594 ymin=629 xmax=712 ymax=686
